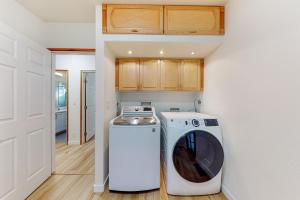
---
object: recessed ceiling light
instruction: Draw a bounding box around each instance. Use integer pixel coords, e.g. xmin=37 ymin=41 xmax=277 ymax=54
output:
xmin=160 ymin=50 xmax=164 ymax=55
xmin=191 ymin=52 xmax=195 ymax=55
xmin=128 ymin=50 xmax=133 ymax=55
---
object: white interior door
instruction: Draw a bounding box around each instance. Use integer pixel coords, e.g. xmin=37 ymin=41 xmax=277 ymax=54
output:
xmin=0 ymin=22 xmax=51 ymax=199
xmin=84 ymin=72 xmax=95 ymax=142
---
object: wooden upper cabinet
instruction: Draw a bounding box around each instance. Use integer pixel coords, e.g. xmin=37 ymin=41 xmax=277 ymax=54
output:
xmin=140 ymin=59 xmax=161 ymax=91
xmin=119 ymin=59 xmax=140 ymax=91
xmin=116 ymin=58 xmax=204 ymax=92
xmin=105 ymin=4 xmax=163 ymax=34
xmin=161 ymin=60 xmax=180 ymax=91
xmin=164 ymin=6 xmax=224 ymax=35
xmin=180 ymin=60 xmax=201 ymax=91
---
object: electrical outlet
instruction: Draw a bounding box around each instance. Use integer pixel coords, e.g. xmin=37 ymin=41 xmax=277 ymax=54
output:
xmin=170 ymin=108 xmax=180 ymax=112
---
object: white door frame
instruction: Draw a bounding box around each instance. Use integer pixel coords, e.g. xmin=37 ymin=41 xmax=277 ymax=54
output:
xmin=50 ymin=52 xmax=95 ymax=172
xmin=51 ymin=53 xmax=56 ymax=172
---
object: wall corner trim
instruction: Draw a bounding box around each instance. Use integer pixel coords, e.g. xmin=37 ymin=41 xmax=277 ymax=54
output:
xmin=222 ymin=184 xmax=237 ymax=200
xmin=94 ymin=175 xmax=109 ymax=193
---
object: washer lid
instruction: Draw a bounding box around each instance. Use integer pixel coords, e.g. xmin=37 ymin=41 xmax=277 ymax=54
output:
xmin=113 ymin=116 xmax=157 ymax=125
xmin=172 ymin=130 xmax=224 ymax=183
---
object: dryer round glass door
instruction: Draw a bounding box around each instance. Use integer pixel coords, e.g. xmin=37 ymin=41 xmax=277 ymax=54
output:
xmin=172 ymin=130 xmax=224 ymax=183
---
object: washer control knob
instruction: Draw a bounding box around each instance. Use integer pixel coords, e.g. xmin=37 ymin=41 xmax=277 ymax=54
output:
xmin=192 ymin=119 xmax=200 ymax=127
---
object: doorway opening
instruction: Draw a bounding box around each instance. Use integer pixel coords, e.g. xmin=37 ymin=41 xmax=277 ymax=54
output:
xmin=55 ymin=70 xmax=69 ymax=145
xmin=51 ymin=52 xmax=96 ymax=176
xmin=80 ymin=70 xmax=96 ymax=144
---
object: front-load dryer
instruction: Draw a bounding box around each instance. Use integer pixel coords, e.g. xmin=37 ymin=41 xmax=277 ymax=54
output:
xmin=160 ymin=112 xmax=224 ymax=196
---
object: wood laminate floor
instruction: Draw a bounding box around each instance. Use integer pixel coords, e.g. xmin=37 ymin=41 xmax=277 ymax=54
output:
xmin=54 ymin=139 xmax=95 ymax=175
xmin=27 ymin=138 xmax=227 ymax=200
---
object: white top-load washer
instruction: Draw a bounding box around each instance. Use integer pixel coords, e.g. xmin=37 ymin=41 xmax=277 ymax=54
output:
xmin=160 ymin=112 xmax=224 ymax=196
xmin=109 ymin=106 xmax=160 ymax=191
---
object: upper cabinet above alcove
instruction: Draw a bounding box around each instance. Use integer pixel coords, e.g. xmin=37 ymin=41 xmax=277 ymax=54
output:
xmin=102 ymin=4 xmax=225 ymax=35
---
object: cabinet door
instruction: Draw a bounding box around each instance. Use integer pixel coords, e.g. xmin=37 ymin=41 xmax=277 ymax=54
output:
xmin=140 ymin=59 xmax=161 ymax=91
xmin=55 ymin=113 xmax=60 ymax=133
xmin=56 ymin=112 xmax=64 ymax=133
xmin=62 ymin=111 xmax=66 ymax=131
xmin=106 ymin=5 xmax=163 ymax=34
xmin=161 ymin=60 xmax=180 ymax=91
xmin=119 ymin=59 xmax=140 ymax=91
xmin=164 ymin=6 xmax=223 ymax=35
xmin=180 ymin=60 xmax=201 ymax=91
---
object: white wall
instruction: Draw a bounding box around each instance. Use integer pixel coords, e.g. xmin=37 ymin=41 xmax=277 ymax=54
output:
xmin=95 ymin=5 xmax=106 ymax=191
xmin=119 ymin=92 xmax=201 ymax=114
xmin=0 ymin=1 xmax=95 ymax=48
xmin=103 ymin=45 xmax=118 ymax=182
xmin=0 ymin=0 xmax=46 ymax=45
xmin=55 ymin=54 xmax=95 ymax=144
xmin=201 ymin=0 xmax=300 ymax=200
xmin=45 ymin=23 xmax=95 ymax=48
xmin=94 ymin=5 xmax=119 ymax=192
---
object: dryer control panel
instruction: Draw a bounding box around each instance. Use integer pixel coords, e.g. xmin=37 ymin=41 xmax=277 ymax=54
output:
xmin=160 ymin=112 xmax=219 ymax=129
xmin=169 ymin=118 xmax=205 ymax=128
xmin=192 ymin=119 xmax=200 ymax=127
xmin=168 ymin=118 xmax=218 ymax=128
xmin=204 ymin=119 xmax=219 ymax=126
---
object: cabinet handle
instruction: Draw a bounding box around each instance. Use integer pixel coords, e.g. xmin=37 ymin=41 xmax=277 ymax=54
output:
xmin=131 ymin=29 xmax=138 ymax=33
xmin=189 ymin=30 xmax=197 ymax=34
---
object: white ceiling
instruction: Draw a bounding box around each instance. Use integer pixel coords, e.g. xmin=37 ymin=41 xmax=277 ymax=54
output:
xmin=16 ymin=0 xmax=96 ymax=23
xmin=104 ymin=35 xmax=224 ymax=58
xmin=16 ymin=0 xmax=227 ymax=23
xmin=106 ymin=41 xmax=222 ymax=58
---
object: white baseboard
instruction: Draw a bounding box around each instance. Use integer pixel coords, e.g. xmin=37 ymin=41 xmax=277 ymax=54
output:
xmin=68 ymin=140 xmax=80 ymax=145
xmin=94 ymin=175 xmax=109 ymax=193
xmin=222 ymin=184 xmax=237 ymax=200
